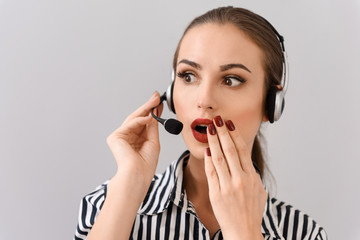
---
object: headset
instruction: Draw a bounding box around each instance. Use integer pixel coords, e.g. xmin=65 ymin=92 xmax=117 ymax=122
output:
xmin=151 ymin=17 xmax=289 ymax=135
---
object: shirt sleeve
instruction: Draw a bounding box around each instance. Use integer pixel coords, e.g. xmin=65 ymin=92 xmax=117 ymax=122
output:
xmin=74 ymin=181 xmax=109 ymax=240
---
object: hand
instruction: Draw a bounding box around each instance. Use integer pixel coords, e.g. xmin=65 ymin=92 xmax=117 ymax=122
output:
xmin=204 ymin=115 xmax=267 ymax=240
xmin=106 ymin=91 xmax=163 ymax=184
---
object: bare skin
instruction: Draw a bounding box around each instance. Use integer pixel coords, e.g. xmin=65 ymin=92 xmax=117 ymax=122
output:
xmin=184 ymin=157 xmax=220 ymax=237
xmin=87 ymin=92 xmax=163 ymax=240
xmin=87 ymin=23 xmax=268 ymax=240
xmin=174 ymin=23 xmax=268 ymax=239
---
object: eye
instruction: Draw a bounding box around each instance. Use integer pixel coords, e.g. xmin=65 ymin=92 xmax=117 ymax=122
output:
xmin=177 ymin=72 xmax=196 ymax=83
xmin=223 ymin=76 xmax=246 ymax=87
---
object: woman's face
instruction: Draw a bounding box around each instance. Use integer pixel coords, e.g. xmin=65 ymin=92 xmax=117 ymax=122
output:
xmin=173 ymin=23 xmax=268 ymax=160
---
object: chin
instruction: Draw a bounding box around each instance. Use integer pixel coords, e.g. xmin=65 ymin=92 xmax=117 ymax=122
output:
xmin=182 ymin=136 xmax=207 ymax=161
xmin=180 ymin=122 xmax=210 ymax=161
xmin=190 ymin=147 xmax=206 ymax=161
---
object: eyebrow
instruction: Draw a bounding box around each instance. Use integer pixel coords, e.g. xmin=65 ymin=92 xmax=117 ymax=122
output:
xmin=220 ymin=63 xmax=252 ymax=73
xmin=178 ymin=59 xmax=202 ymax=70
xmin=177 ymin=59 xmax=252 ymax=73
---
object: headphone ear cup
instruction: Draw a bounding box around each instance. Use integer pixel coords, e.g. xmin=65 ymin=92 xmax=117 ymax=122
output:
xmin=273 ymin=91 xmax=285 ymax=122
xmin=266 ymin=86 xmax=278 ymax=123
xmin=166 ymin=81 xmax=176 ymax=114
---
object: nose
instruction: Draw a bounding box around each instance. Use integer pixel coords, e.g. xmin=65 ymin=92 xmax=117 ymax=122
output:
xmin=196 ymin=80 xmax=216 ymax=111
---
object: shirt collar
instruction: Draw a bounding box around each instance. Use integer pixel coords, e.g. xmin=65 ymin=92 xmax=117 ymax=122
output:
xmin=167 ymin=151 xmax=190 ymax=211
xmin=137 ymin=150 xmax=190 ymax=215
xmin=137 ymin=150 xmax=283 ymax=239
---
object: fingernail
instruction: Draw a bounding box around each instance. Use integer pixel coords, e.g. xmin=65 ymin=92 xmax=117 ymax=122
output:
xmin=208 ymin=123 xmax=216 ymax=135
xmin=214 ymin=115 xmax=224 ymax=127
xmin=225 ymin=120 xmax=235 ymax=131
xmin=206 ymin=147 xmax=211 ymax=156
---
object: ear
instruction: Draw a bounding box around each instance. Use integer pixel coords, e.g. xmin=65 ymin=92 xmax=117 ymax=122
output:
xmin=262 ymin=113 xmax=269 ymax=123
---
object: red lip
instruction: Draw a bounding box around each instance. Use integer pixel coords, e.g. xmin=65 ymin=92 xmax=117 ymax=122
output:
xmin=191 ymin=118 xmax=213 ymax=143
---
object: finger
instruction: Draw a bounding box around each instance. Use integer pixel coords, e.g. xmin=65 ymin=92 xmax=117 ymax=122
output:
xmin=112 ymin=115 xmax=152 ymax=137
xmin=124 ymin=92 xmax=161 ymax=123
xmin=212 ymin=116 xmax=243 ymax=177
xmin=207 ymin=122 xmax=231 ymax=186
xmin=145 ymin=100 xmax=163 ymax=143
xmin=106 ymin=116 xmax=153 ymax=161
xmin=156 ymin=101 xmax=164 ymax=118
xmin=225 ymin=119 xmax=255 ymax=174
xmin=139 ymin=120 xmax=161 ymax=166
xmin=204 ymin=147 xmax=220 ymax=192
xmin=145 ymin=107 xmax=160 ymax=144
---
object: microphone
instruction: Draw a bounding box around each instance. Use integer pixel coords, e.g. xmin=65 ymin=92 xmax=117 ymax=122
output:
xmin=151 ymin=92 xmax=183 ymax=135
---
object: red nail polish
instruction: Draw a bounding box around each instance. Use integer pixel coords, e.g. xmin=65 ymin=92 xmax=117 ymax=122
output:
xmin=206 ymin=147 xmax=211 ymax=156
xmin=214 ymin=115 xmax=224 ymax=127
xmin=208 ymin=123 xmax=216 ymax=135
xmin=225 ymin=120 xmax=235 ymax=131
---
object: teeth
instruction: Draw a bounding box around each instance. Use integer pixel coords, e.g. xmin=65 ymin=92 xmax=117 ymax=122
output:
xmin=197 ymin=124 xmax=208 ymax=127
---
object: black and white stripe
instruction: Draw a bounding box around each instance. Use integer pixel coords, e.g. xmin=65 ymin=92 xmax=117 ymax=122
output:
xmin=74 ymin=151 xmax=327 ymax=240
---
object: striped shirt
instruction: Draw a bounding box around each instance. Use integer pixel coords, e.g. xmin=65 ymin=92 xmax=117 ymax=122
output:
xmin=74 ymin=150 xmax=327 ymax=240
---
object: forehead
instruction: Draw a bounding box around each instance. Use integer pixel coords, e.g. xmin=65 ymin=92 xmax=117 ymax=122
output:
xmin=177 ymin=23 xmax=264 ymax=73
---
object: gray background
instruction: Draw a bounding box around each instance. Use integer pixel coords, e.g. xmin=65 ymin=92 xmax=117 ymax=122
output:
xmin=1 ymin=0 xmax=359 ymax=239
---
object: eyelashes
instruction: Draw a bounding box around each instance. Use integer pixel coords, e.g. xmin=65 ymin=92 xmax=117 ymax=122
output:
xmin=176 ymin=71 xmax=190 ymax=79
xmin=176 ymin=71 xmax=247 ymax=87
xmin=177 ymin=71 xmax=196 ymax=83
xmin=223 ymin=76 xmax=247 ymax=87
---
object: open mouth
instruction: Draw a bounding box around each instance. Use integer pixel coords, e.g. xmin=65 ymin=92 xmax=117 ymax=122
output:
xmin=191 ymin=118 xmax=213 ymax=143
xmin=194 ymin=124 xmax=208 ymax=134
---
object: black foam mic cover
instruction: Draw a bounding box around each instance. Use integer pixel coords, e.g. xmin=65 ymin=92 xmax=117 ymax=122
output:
xmin=150 ymin=92 xmax=183 ymax=135
xmin=164 ymin=118 xmax=183 ymax=135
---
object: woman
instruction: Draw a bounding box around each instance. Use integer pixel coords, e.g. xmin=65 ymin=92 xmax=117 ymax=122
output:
xmin=74 ymin=6 xmax=327 ymax=240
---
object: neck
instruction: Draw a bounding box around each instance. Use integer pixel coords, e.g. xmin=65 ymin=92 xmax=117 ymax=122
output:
xmin=184 ymin=152 xmax=211 ymax=206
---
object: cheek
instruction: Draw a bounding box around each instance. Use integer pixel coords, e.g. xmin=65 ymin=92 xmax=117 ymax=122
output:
xmin=233 ymin=104 xmax=263 ymax=122
xmin=229 ymin=97 xmax=264 ymax=145
xmin=173 ymin=84 xmax=189 ymax=134
xmin=172 ymin=82 xmax=193 ymax=122
xmin=173 ymin=84 xmax=185 ymax=120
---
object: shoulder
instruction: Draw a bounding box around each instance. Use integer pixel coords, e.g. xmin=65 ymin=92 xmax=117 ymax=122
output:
xmin=74 ymin=180 xmax=109 ymax=240
xmin=262 ymin=197 xmax=328 ymax=240
xmin=82 ymin=180 xmax=109 ymax=207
